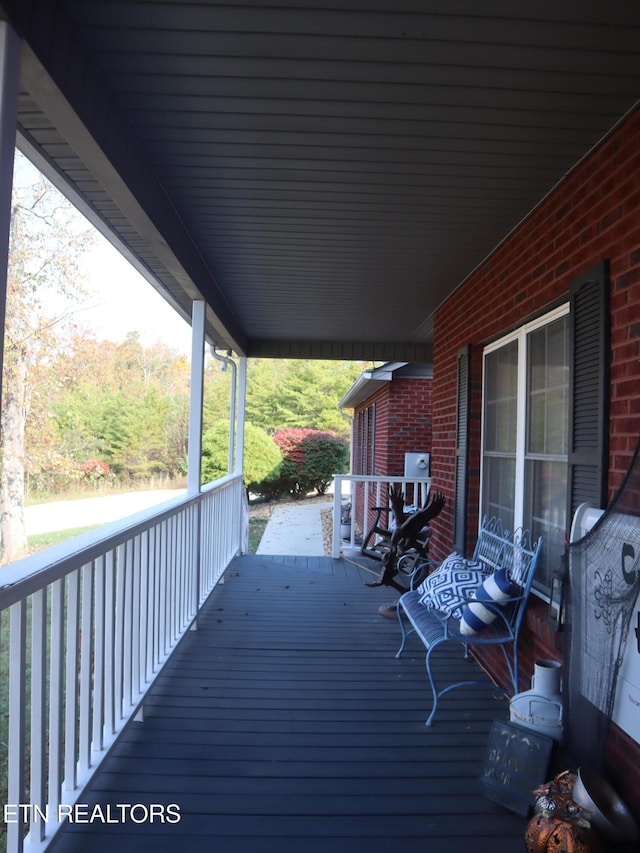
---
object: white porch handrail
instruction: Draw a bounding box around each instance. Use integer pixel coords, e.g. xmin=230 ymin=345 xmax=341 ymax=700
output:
xmin=0 ymin=474 xmax=247 ymax=853
xmin=331 ymin=474 xmax=432 ymax=559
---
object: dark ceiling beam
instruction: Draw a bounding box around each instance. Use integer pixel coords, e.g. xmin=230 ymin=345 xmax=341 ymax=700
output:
xmin=246 ymin=338 xmax=432 ymax=362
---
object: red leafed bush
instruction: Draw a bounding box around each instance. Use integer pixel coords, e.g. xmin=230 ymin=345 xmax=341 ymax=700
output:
xmin=271 ymin=428 xmax=349 ymax=497
xmin=79 ymin=458 xmax=110 ymax=482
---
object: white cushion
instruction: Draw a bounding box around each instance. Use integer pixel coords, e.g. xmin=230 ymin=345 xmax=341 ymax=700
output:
xmin=459 ymin=567 xmax=515 ymax=636
xmin=417 ymin=553 xmax=485 ymax=619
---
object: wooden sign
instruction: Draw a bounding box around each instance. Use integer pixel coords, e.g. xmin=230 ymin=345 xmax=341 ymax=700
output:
xmin=480 ymin=720 xmax=554 ymax=815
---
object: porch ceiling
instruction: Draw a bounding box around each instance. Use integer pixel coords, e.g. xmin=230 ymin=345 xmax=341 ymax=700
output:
xmin=1 ymin=1 xmax=639 ymax=360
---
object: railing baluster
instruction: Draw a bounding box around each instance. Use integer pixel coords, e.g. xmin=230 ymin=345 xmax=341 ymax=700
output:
xmin=139 ymin=530 xmax=149 ymax=689
xmin=169 ymin=515 xmax=177 ymax=641
xmin=192 ymin=503 xmax=199 ymax=620
xmin=152 ymin=526 xmax=159 ymax=658
xmin=79 ymin=563 xmax=94 ymax=775
xmin=180 ymin=508 xmax=187 ymax=627
xmin=177 ymin=513 xmax=183 ymax=633
xmin=123 ymin=540 xmax=133 ymax=713
xmin=7 ymin=600 xmax=26 ymax=853
xmin=30 ymin=588 xmax=48 ymax=843
xmin=93 ymin=555 xmax=105 ymax=752
xmin=160 ymin=521 xmax=168 ymax=657
xmin=64 ymin=570 xmax=80 ymax=792
xmin=114 ymin=543 xmax=126 ymax=724
xmin=48 ymin=579 xmax=64 ymax=812
xmin=103 ymin=550 xmax=115 ymax=738
xmin=147 ymin=527 xmax=157 ymax=680
xmin=131 ymin=534 xmax=141 ymax=701
xmin=201 ymin=497 xmax=211 ymax=599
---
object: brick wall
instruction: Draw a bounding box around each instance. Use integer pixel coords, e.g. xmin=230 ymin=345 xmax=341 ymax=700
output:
xmin=430 ymin=106 xmax=640 ymax=810
xmin=372 ymin=386 xmax=390 ymax=475
xmin=352 ymin=378 xmax=433 ymax=476
xmin=386 ymin=378 xmax=433 ymax=475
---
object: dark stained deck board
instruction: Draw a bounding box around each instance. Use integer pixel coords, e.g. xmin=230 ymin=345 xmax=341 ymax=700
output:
xmin=48 ymin=554 xmax=528 ymax=853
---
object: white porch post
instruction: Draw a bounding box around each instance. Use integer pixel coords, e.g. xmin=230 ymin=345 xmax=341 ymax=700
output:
xmin=187 ymin=300 xmax=205 ymax=496
xmin=236 ymin=356 xmax=247 ymax=475
xmin=0 ymin=22 xmax=21 ymax=410
xmin=227 ymin=357 xmax=236 ymax=473
xmin=188 ymin=301 xmax=205 ymax=630
xmin=236 ymin=356 xmax=247 ymax=550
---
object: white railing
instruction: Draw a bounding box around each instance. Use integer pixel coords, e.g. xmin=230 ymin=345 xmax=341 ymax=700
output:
xmin=331 ymin=474 xmax=432 ymax=559
xmin=0 ymin=474 xmax=247 ymax=853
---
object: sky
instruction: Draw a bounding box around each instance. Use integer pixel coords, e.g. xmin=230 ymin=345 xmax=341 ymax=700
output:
xmin=15 ymin=149 xmax=194 ymax=357
xmin=77 ymin=233 xmax=193 ymax=357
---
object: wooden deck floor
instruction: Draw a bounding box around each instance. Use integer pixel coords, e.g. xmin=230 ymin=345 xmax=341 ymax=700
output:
xmin=48 ymin=554 xmax=527 ymax=853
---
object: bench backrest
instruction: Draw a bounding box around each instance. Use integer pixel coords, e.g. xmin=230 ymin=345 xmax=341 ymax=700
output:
xmin=471 ymin=516 xmax=542 ymax=629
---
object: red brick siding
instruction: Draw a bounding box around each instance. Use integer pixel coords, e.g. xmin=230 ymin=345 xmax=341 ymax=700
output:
xmin=352 ymin=379 xmax=433 ymax=476
xmin=386 ymin=378 xmax=433 ymax=475
xmin=430 ymin=106 xmax=640 ymax=808
xmin=373 ymin=387 xmax=390 ymax=476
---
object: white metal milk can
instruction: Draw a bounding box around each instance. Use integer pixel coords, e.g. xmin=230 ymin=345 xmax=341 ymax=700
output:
xmin=509 ymin=659 xmax=564 ymax=741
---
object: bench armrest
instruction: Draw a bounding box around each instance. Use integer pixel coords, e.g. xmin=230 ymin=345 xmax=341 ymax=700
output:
xmin=409 ymin=560 xmax=439 ymax=589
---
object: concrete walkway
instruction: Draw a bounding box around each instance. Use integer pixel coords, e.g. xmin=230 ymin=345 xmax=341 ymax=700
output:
xmin=26 ymin=488 xmax=333 ymax=557
xmin=25 ymin=489 xmax=186 ymax=536
xmin=256 ymin=501 xmax=332 ymax=556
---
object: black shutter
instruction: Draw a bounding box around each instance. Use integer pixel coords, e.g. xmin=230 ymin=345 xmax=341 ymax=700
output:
xmin=370 ymin=402 xmax=376 ymax=475
xmin=453 ymin=345 xmax=471 ymax=554
xmin=567 ymin=262 xmax=610 ymax=520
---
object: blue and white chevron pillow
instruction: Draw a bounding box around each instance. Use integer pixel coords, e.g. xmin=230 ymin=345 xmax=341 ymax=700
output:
xmin=417 ymin=553 xmax=485 ymax=619
xmin=458 ymin=567 xmax=515 ymax=636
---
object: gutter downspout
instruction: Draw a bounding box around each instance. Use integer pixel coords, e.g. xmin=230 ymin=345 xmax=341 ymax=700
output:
xmin=211 ymin=346 xmax=236 ymax=475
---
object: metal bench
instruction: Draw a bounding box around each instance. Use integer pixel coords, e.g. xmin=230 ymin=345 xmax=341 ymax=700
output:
xmin=395 ymin=516 xmax=542 ymax=725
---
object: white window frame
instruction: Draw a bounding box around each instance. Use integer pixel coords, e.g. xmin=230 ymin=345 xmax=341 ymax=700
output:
xmin=480 ymin=303 xmax=570 ymax=578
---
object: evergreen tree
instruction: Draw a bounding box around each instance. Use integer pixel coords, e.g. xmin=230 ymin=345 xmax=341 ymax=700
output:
xmin=246 ymin=358 xmax=362 ymax=435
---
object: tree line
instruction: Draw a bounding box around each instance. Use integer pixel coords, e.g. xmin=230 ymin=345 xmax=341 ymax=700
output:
xmin=27 ymin=339 xmax=362 ymax=497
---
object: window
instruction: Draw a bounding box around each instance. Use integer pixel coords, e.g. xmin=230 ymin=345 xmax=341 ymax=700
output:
xmin=354 ymin=403 xmax=376 ymax=475
xmin=481 ymin=306 xmax=570 ymax=594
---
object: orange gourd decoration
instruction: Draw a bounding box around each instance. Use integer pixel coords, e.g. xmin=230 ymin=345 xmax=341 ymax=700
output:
xmin=525 ymin=813 xmax=603 ymax=853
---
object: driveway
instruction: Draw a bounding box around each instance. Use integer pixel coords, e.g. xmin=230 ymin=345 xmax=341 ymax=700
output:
xmin=25 ymin=489 xmax=186 ymax=535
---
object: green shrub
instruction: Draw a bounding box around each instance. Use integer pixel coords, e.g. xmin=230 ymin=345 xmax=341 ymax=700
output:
xmin=243 ymin=424 xmax=283 ymax=496
xmin=201 ymin=421 xmax=282 ymax=487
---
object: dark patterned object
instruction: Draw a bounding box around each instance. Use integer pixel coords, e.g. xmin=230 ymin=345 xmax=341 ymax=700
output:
xmin=567 ymin=435 xmax=640 ymax=770
xmin=364 ymin=490 xmax=445 ymax=591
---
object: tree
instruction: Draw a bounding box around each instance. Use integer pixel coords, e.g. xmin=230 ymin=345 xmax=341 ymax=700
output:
xmin=1 ymin=153 xmax=95 ymax=562
xmin=201 ymin=421 xmax=281 ymax=489
xmin=46 ymin=334 xmax=190 ymax=485
xmin=245 ymin=359 xmax=363 ymax=436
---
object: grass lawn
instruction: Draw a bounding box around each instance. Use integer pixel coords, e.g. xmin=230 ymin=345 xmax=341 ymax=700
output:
xmin=248 ymin=517 xmax=268 ymax=554
xmin=28 ymin=518 xmax=269 ymax=555
xmin=27 ymin=525 xmax=100 ymax=550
